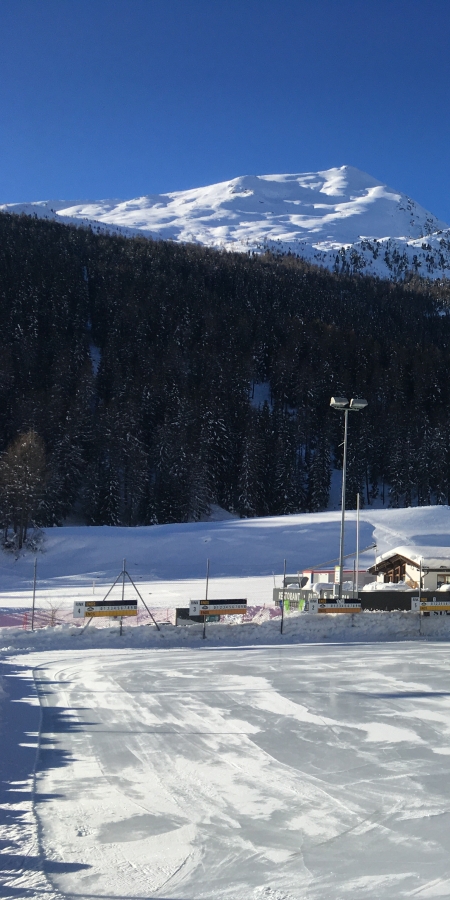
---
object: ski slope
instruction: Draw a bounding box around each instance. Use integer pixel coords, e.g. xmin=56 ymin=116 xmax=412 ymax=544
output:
xmin=3 ymin=166 xmax=450 ymax=280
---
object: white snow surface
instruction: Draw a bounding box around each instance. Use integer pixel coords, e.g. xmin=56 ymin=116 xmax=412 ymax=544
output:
xmin=3 ymin=506 xmax=450 ymax=898
xmin=3 ymin=503 xmax=450 ymax=592
xmin=3 ymin=165 xmax=450 ymax=280
xmin=0 ymin=504 xmax=448 ymax=622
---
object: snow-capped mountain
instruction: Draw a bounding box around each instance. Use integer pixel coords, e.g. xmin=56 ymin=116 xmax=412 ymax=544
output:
xmin=3 ymin=165 xmax=450 ymax=280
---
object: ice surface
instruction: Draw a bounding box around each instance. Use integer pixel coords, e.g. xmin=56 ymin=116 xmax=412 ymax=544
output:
xmin=4 ymin=643 xmax=450 ymax=898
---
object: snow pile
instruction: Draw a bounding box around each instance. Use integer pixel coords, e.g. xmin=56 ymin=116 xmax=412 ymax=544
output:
xmin=311 ymin=581 xmax=334 ymax=594
xmin=363 ymin=580 xmax=413 ymax=591
xmin=2 ymin=165 xmax=450 ymax=280
xmin=311 ymin=580 xmax=354 ymax=594
xmin=1 ymin=608 xmax=449 ymax=654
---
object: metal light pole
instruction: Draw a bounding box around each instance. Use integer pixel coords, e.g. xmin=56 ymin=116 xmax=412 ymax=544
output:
xmin=330 ymin=397 xmax=368 ymax=601
xmin=356 ymin=491 xmax=360 ymax=596
xmin=203 ymin=558 xmax=210 ymax=640
xmin=338 ymin=406 xmax=349 ymax=602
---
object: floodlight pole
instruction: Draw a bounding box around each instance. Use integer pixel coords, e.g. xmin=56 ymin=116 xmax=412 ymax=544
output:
xmin=331 ymin=397 xmax=368 ymax=603
xmin=203 ymin=558 xmax=210 ymax=640
xmin=355 ymin=491 xmax=360 ymax=597
xmin=338 ymin=409 xmax=349 ymax=602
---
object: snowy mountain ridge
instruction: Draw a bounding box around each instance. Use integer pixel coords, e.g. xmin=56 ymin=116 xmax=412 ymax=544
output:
xmin=3 ymin=165 xmax=450 ymax=280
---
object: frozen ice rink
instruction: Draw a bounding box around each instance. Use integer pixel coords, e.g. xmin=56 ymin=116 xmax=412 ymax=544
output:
xmin=4 ymin=641 xmax=450 ymax=899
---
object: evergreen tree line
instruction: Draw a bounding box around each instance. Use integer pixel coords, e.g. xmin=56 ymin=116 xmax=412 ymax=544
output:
xmin=1 ymin=209 xmax=450 ymax=534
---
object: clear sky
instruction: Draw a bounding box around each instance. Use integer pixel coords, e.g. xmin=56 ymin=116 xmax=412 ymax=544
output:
xmin=1 ymin=0 xmax=450 ymax=221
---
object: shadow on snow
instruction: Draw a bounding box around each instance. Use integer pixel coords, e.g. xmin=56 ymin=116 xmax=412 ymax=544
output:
xmin=0 ymin=662 xmax=94 ymax=889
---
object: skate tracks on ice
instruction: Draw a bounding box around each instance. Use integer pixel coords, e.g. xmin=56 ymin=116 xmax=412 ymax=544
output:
xmin=3 ymin=643 xmax=450 ymax=898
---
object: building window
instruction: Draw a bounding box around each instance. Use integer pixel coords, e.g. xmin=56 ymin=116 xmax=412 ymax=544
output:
xmin=383 ymin=562 xmax=406 ymax=584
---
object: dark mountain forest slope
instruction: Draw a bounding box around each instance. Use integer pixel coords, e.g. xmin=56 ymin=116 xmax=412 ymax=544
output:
xmin=1 ymin=210 xmax=450 ymax=528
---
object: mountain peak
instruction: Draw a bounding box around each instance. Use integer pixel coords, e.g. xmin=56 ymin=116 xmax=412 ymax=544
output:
xmin=2 ymin=167 xmax=449 ymax=280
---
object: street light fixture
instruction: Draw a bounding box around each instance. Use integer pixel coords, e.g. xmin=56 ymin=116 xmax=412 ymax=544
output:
xmin=330 ymin=396 xmax=368 ymax=601
xmin=349 ymin=398 xmax=368 ymax=411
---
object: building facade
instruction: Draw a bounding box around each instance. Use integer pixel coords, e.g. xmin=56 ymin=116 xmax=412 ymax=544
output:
xmin=369 ymin=546 xmax=450 ymax=590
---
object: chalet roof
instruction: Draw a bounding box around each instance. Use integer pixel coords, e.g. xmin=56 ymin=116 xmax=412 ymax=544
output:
xmin=368 ymin=545 xmax=450 ymax=573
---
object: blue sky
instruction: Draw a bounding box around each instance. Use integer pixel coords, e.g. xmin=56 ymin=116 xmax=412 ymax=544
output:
xmin=1 ymin=0 xmax=450 ymax=221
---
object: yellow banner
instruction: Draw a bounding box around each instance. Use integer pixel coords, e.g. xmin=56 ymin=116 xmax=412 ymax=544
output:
xmin=199 ymin=608 xmax=247 ymax=616
xmin=421 ymin=605 xmax=450 ymax=612
xmin=318 ymin=607 xmax=361 ymax=614
xmin=85 ymin=608 xmax=137 ymax=618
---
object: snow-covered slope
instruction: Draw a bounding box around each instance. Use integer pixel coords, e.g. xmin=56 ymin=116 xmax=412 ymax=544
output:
xmin=3 ymin=165 xmax=450 ymax=280
xmin=0 ymin=503 xmax=448 ymax=595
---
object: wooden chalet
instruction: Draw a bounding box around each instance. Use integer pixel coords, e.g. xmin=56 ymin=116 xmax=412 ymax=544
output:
xmin=369 ymin=546 xmax=450 ymax=590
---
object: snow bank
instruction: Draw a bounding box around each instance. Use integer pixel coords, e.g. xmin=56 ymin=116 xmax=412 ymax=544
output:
xmin=312 ymin=581 xmax=335 ymax=594
xmin=1 ymin=610 xmax=448 ymax=655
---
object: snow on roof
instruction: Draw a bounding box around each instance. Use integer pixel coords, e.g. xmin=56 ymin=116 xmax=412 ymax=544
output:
xmin=373 ymin=545 xmax=450 ymax=570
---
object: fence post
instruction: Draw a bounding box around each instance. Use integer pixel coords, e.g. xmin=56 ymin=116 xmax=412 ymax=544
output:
xmin=281 ymin=559 xmax=286 ymax=635
xmin=31 ymin=557 xmax=37 ymax=631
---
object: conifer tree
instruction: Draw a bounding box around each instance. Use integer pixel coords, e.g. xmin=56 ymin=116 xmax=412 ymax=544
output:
xmin=0 ymin=430 xmax=46 ymax=547
xmin=307 ymin=435 xmax=331 ymax=512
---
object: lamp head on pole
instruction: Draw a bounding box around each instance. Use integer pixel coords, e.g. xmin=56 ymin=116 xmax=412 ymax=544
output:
xmin=330 ymin=397 xmax=349 ymax=409
xmin=330 ymin=397 xmax=368 ymax=411
xmin=349 ymin=398 xmax=368 ymax=410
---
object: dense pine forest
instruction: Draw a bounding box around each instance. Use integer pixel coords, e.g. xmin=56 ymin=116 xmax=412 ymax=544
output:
xmin=1 ymin=210 xmax=450 ymax=536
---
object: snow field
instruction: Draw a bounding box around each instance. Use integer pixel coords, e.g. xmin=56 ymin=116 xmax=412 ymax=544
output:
xmin=1 ymin=503 xmax=449 ymax=638
xmin=0 ymin=509 xmax=377 ymax=594
xmin=0 ymin=575 xmax=280 ymax=613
